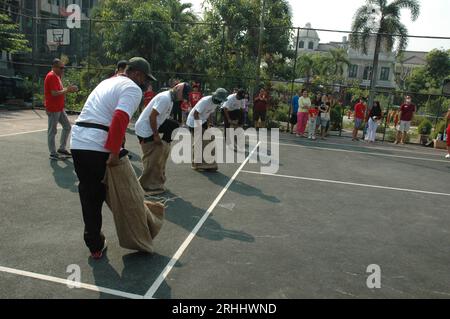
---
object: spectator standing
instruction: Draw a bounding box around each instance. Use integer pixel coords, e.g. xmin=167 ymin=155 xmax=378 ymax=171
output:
xmin=319 ymin=102 xmax=331 ymax=140
xmin=365 ymin=101 xmax=383 ymax=143
xmin=395 ymin=95 xmax=416 ymax=145
xmin=253 ymin=88 xmax=269 ymax=129
xmin=296 ymin=89 xmax=311 ymax=137
xmin=290 ymin=90 xmax=300 ymax=134
xmin=44 ymin=58 xmax=78 ymax=160
xmin=444 ymin=108 xmax=450 ymax=159
xmin=307 ymin=104 xmax=318 ymax=140
xmin=352 ymin=98 xmax=366 ymax=141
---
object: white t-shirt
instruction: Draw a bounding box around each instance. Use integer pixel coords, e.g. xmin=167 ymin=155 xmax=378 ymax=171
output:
xmin=135 ymin=90 xmax=173 ymax=138
xmin=221 ymin=93 xmax=243 ymax=111
xmin=186 ymin=96 xmax=218 ymax=128
xmin=70 ymin=76 xmax=142 ymax=153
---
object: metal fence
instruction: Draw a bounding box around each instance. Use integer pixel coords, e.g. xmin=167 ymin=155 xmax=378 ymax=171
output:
xmin=1 ymin=12 xmax=449 ymax=144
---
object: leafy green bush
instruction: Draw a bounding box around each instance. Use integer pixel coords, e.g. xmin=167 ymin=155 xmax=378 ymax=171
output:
xmin=330 ymin=106 xmax=342 ymax=130
xmin=417 ymin=118 xmax=433 ymax=135
xmin=432 ymin=120 xmax=447 ymax=139
xmin=386 ymin=129 xmax=410 ymax=143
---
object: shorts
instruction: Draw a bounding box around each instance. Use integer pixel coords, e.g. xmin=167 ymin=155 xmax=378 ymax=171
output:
xmin=320 ymin=118 xmax=330 ymax=128
xmin=253 ymin=109 xmax=267 ymax=122
xmin=354 ymin=118 xmax=364 ymax=129
xmin=290 ymin=113 xmax=297 ymax=125
xmin=399 ymin=121 xmax=411 ymax=132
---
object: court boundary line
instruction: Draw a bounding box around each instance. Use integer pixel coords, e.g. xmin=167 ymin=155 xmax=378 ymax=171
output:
xmin=277 ymin=141 xmax=449 ymax=163
xmin=241 ymin=170 xmax=450 ymax=197
xmin=0 ymin=265 xmax=144 ymax=299
xmin=143 ymin=142 xmax=261 ymax=299
xmin=279 ymin=136 xmax=447 ymax=157
xmin=0 ymin=129 xmax=47 ymax=138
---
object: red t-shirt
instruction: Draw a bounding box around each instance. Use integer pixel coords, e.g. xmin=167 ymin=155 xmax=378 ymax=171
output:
xmin=354 ymin=102 xmax=366 ymax=120
xmin=44 ymin=71 xmax=64 ymax=112
xmin=181 ymin=100 xmax=190 ymax=112
xmin=189 ymin=91 xmax=202 ymax=107
xmin=400 ymin=103 xmax=416 ymax=121
xmin=308 ymin=108 xmax=318 ymax=118
xmin=143 ymin=90 xmax=156 ymax=106
xmin=254 ymin=95 xmax=269 ymax=112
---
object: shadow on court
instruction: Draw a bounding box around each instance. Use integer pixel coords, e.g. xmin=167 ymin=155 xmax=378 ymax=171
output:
xmin=88 ymin=251 xmax=180 ymax=298
xmin=149 ymin=190 xmax=255 ymax=243
xmin=50 ymin=160 xmax=78 ymax=193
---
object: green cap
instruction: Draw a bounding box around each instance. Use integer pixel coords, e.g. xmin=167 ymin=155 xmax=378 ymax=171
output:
xmin=127 ymin=57 xmax=157 ymax=81
xmin=212 ymin=88 xmax=228 ymax=102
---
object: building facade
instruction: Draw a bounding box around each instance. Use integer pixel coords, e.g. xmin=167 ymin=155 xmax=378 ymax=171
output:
xmin=292 ymin=23 xmax=427 ymax=91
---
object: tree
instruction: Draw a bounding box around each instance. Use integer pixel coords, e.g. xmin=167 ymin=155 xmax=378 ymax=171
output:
xmin=0 ymin=13 xmax=30 ymax=53
xmin=297 ymin=53 xmax=315 ymax=85
xmin=328 ymin=48 xmax=351 ymax=77
xmin=425 ymin=49 xmax=450 ymax=83
xmin=351 ymin=0 xmax=420 ymax=108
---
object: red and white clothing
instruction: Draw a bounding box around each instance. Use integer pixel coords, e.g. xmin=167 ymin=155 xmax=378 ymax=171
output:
xmin=135 ymin=90 xmax=173 ymax=138
xmin=44 ymin=71 xmax=64 ymax=112
xmin=189 ymin=91 xmax=202 ymax=108
xmin=70 ymin=76 xmax=142 ymax=153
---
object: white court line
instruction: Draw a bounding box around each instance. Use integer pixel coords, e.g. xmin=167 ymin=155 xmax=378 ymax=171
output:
xmin=0 ymin=265 xmax=143 ymax=299
xmin=278 ymin=142 xmax=449 ymax=163
xmin=0 ymin=129 xmax=47 ymax=138
xmin=279 ymin=136 xmax=446 ymax=157
xmin=241 ymin=170 xmax=450 ymax=197
xmin=143 ymin=142 xmax=261 ymax=299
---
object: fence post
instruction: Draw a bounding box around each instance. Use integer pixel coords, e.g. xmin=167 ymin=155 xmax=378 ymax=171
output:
xmin=288 ymin=27 xmax=300 ymax=133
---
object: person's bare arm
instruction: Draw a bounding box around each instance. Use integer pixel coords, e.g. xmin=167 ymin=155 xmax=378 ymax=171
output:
xmin=51 ymin=85 xmax=78 ymax=96
xmin=150 ymin=109 xmax=162 ymax=144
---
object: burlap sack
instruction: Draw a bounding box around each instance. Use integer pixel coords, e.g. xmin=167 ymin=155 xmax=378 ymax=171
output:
xmin=192 ymin=134 xmax=218 ymax=170
xmin=104 ymin=156 xmax=165 ymax=253
xmin=139 ymin=140 xmax=171 ymax=191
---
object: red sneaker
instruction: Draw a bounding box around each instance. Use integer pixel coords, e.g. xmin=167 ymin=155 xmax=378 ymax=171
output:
xmin=90 ymin=240 xmax=107 ymax=260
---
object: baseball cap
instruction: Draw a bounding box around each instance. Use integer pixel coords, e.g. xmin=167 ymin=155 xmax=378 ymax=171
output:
xmin=127 ymin=57 xmax=157 ymax=81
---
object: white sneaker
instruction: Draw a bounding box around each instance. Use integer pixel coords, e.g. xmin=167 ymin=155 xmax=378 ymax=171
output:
xmin=445 ymin=154 xmax=450 ymax=159
xmin=312 ymin=136 xmax=316 ymax=140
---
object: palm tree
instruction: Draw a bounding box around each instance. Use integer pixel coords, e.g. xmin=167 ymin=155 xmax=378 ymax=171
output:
xmin=328 ymin=48 xmax=351 ymax=77
xmin=351 ymin=0 xmax=420 ymax=107
xmin=297 ymin=53 xmax=316 ymax=85
xmin=165 ymin=0 xmax=197 ymax=32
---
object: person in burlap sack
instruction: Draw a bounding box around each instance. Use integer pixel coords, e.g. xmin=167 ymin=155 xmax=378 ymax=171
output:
xmin=187 ymin=88 xmax=228 ymax=171
xmin=71 ymin=57 xmax=157 ymax=259
xmin=135 ymin=82 xmax=191 ymax=195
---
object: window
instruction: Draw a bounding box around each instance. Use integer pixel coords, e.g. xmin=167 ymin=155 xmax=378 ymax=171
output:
xmin=348 ymin=64 xmax=358 ymax=78
xmin=308 ymin=41 xmax=314 ymax=50
xmin=299 ymin=41 xmax=304 ymax=49
xmin=380 ymin=67 xmax=390 ymax=81
xmin=363 ymin=66 xmax=373 ymax=80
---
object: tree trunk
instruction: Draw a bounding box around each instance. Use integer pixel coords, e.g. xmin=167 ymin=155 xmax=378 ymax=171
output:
xmin=368 ymin=34 xmax=382 ymax=110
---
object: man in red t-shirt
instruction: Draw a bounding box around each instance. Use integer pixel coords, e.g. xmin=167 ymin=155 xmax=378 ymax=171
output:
xmin=253 ymin=88 xmax=269 ymax=129
xmin=44 ymin=58 xmax=78 ymax=160
xmin=352 ymin=98 xmax=366 ymax=141
xmin=395 ymin=95 xmax=416 ymax=145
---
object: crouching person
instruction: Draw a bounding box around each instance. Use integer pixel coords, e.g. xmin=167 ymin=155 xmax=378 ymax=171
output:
xmin=135 ymin=82 xmax=191 ymax=195
xmin=187 ymin=88 xmax=228 ymax=171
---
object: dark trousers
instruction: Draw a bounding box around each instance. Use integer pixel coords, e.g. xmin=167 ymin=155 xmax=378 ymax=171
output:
xmin=222 ymin=109 xmax=242 ymax=138
xmin=71 ymin=149 xmax=109 ymax=253
xmin=171 ymin=101 xmax=182 ymax=123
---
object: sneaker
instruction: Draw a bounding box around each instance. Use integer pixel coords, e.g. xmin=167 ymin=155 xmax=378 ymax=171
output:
xmin=90 ymin=240 xmax=107 ymax=260
xmin=312 ymin=136 xmax=316 ymax=140
xmin=445 ymin=154 xmax=450 ymax=159
xmin=57 ymin=149 xmax=72 ymax=157
xmin=394 ymin=141 xmax=399 ymax=144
